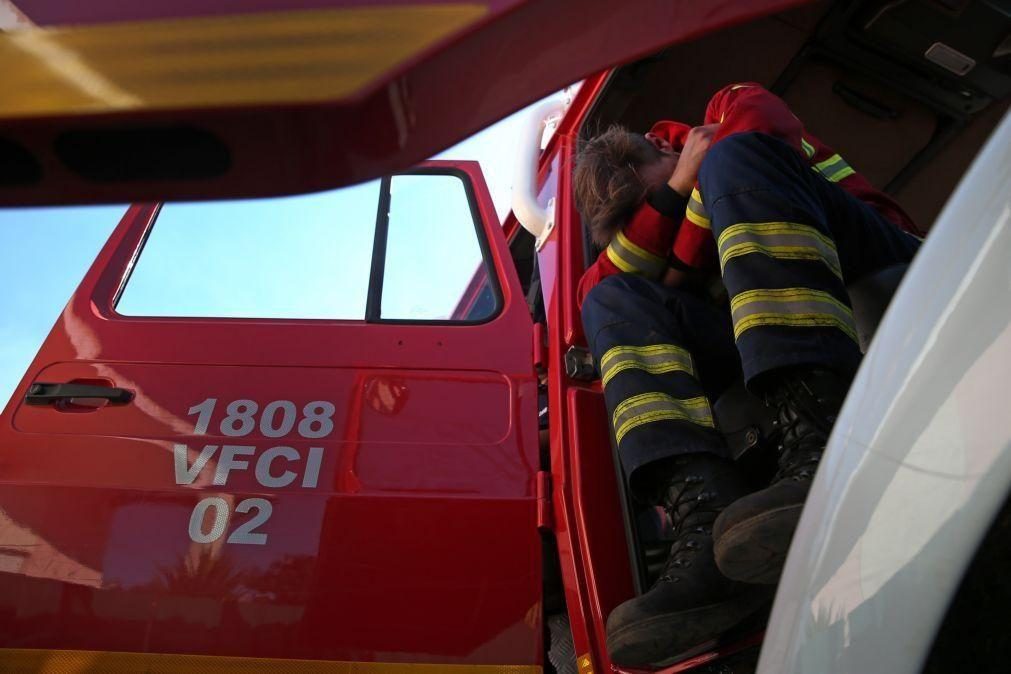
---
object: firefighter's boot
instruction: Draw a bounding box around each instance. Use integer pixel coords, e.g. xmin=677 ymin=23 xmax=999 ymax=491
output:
xmin=606 ymin=454 xmax=768 ymax=668
xmin=713 ymin=368 xmax=849 ymax=584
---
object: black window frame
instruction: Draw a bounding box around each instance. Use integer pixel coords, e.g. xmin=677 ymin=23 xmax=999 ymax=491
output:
xmin=365 ymin=166 xmax=504 ymax=326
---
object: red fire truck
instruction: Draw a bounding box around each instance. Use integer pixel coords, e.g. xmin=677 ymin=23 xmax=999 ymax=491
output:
xmin=1 ymin=0 xmax=1009 ymax=672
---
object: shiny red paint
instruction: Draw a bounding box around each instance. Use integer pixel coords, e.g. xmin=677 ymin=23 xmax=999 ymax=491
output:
xmin=0 ymin=162 xmax=543 ymax=667
xmin=2 ymin=0 xmax=806 ymax=207
xmin=0 ymin=2 xmax=824 ymax=669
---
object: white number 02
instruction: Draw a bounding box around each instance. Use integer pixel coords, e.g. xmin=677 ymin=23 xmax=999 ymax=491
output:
xmin=188 ymin=496 xmax=273 ymax=545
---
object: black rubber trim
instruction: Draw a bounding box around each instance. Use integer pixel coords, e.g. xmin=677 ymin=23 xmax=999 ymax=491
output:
xmin=365 ymin=176 xmax=392 ymax=322
xmin=366 ymin=166 xmax=505 ymax=326
xmin=56 ymin=125 xmax=230 ymax=182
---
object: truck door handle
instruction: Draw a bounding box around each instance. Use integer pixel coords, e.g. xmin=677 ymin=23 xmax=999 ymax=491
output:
xmin=25 ymin=382 xmax=134 ymax=406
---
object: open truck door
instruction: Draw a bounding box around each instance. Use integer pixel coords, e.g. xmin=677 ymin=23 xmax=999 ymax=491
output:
xmin=0 ymin=161 xmax=545 ymax=671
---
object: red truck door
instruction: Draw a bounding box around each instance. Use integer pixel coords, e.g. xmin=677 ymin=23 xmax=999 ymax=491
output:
xmin=0 ymin=161 xmax=543 ymax=671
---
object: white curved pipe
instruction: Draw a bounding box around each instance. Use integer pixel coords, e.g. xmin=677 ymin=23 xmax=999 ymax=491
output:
xmin=512 ymin=100 xmax=564 ymax=239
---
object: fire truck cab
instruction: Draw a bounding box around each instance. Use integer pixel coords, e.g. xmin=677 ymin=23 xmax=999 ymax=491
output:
xmin=1 ymin=0 xmax=1010 ymax=672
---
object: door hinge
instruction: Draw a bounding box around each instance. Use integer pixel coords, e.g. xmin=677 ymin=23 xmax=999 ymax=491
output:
xmin=564 ymin=346 xmax=595 ymax=381
xmin=533 ymin=322 xmax=547 ymax=373
xmin=536 ymin=470 xmax=553 ymax=531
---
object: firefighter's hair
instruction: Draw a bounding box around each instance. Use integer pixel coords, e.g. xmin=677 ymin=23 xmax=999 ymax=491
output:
xmin=574 ymin=125 xmax=663 ymax=247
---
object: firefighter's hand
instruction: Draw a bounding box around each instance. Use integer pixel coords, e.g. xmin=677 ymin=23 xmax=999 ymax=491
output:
xmin=668 ymin=124 xmax=719 ymax=196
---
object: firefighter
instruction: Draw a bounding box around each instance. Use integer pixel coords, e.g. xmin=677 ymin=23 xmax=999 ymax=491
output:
xmin=574 ymin=83 xmax=921 ymax=667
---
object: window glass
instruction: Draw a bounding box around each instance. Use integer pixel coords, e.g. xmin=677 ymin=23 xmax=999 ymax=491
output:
xmin=116 ymin=181 xmax=380 ymax=319
xmin=381 ymin=174 xmax=497 ymax=321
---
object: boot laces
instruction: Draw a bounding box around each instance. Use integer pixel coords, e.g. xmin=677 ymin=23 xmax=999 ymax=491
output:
xmin=770 ymin=392 xmax=826 ymax=483
xmin=657 ymin=475 xmax=718 ymax=583
xmin=774 ymin=443 xmax=820 ymax=482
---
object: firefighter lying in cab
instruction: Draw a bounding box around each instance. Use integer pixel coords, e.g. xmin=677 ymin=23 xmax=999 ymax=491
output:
xmin=574 ymin=83 xmax=922 ymax=668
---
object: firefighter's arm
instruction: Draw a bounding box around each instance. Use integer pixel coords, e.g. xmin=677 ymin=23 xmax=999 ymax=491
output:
xmin=672 ymin=216 xmax=717 ymax=272
xmin=668 ymin=124 xmax=718 ymax=199
xmin=665 ymin=85 xmax=804 ymax=273
xmin=576 ymin=185 xmax=688 ymax=307
xmin=705 ymin=83 xmax=804 ymax=151
xmin=661 ymin=124 xmax=720 ymax=275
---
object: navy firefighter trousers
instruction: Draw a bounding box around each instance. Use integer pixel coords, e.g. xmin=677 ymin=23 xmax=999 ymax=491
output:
xmin=581 ymin=132 xmax=921 ymax=485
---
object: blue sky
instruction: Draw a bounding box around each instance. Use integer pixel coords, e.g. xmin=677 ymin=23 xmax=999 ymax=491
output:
xmin=0 ymin=92 xmax=565 ymax=409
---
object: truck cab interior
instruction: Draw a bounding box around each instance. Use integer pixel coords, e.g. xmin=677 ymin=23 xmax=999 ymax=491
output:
xmin=584 ymin=0 xmax=1010 ymax=235
xmin=557 ymin=0 xmax=1011 ymax=666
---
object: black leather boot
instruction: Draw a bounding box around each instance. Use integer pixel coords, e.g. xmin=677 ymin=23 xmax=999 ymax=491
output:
xmin=713 ymin=368 xmax=849 ymax=584
xmin=606 ymin=454 xmax=768 ymax=668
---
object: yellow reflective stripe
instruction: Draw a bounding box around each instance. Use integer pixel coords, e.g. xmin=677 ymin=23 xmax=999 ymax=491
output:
xmin=606 ymin=230 xmax=666 ymax=278
xmin=0 ymin=4 xmax=487 ymax=118
xmin=735 ymin=311 xmax=858 ymax=342
xmin=730 ymin=287 xmax=858 ymax=342
xmin=813 ymin=154 xmax=845 ymax=174
xmin=811 ymin=153 xmax=854 ymax=183
xmin=721 ymin=242 xmax=843 ymax=278
xmin=617 ymin=230 xmax=666 ymax=269
xmin=605 ymin=243 xmax=637 ymax=273
xmin=685 ymin=207 xmax=711 ymax=229
xmin=717 ymin=221 xmax=842 ymax=279
xmin=0 ymin=648 xmax=541 ymax=673
xmin=686 ymin=187 xmax=711 ymax=229
xmin=613 ymin=393 xmax=714 ymax=445
xmin=599 ymin=344 xmax=695 ymax=386
xmin=801 ymin=138 xmax=816 ymax=159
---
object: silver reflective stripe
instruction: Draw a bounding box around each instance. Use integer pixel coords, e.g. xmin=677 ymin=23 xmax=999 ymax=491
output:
xmin=826 ymin=163 xmax=855 ymax=182
xmin=613 ymin=393 xmax=714 ymax=445
xmin=599 ymin=344 xmax=695 ymax=386
xmin=717 ymin=221 xmax=842 ymax=279
xmin=730 ymin=287 xmax=858 ymax=342
xmin=812 ymin=153 xmax=855 ymax=183
xmin=606 ymin=230 xmax=667 ymax=278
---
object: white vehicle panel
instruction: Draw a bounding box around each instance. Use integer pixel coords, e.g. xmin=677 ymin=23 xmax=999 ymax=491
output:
xmin=759 ymin=109 xmax=1011 ymax=674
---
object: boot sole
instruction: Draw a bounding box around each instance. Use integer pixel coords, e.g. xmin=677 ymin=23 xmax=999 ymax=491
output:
xmin=606 ymin=589 xmax=769 ymax=668
xmin=714 ymin=504 xmax=802 ymax=585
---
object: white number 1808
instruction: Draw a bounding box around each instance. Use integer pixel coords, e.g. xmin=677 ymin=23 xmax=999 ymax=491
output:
xmin=187 ymin=398 xmax=335 ymax=439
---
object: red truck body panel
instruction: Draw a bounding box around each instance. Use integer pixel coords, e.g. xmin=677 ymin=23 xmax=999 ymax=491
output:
xmin=0 ymin=0 xmax=803 ymax=206
xmin=0 ymin=2 xmax=826 ymax=671
xmin=0 ymin=163 xmax=546 ymax=670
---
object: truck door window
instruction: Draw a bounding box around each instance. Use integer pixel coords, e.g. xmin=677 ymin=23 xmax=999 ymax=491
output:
xmin=116 ymin=180 xmax=381 ymax=320
xmin=380 ymin=173 xmax=497 ymax=322
xmin=114 ymin=169 xmax=499 ymax=323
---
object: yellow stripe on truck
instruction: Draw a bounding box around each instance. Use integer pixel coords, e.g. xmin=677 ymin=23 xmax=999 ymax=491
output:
xmin=0 ymin=648 xmax=541 ymax=673
xmin=0 ymin=4 xmax=487 ymax=118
